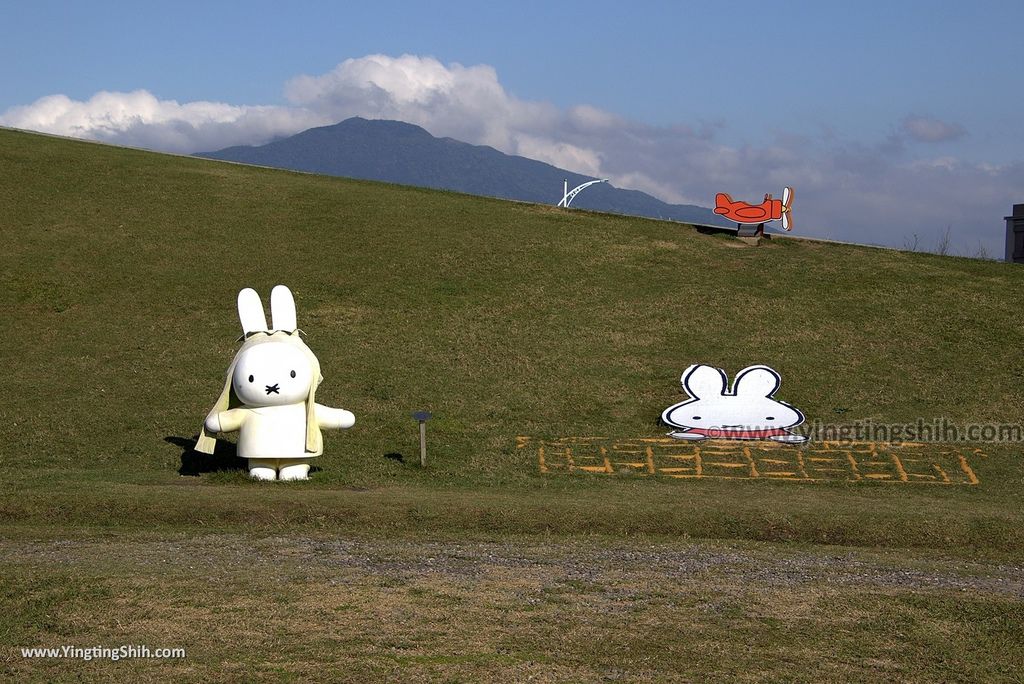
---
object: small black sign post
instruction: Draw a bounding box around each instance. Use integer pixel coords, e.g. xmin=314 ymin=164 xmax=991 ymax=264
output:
xmin=411 ymin=411 xmax=432 ymax=468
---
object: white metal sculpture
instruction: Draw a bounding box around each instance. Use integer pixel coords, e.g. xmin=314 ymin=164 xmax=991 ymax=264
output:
xmin=557 ymin=178 xmax=609 ymax=208
xmin=196 ymin=285 xmax=355 ymax=480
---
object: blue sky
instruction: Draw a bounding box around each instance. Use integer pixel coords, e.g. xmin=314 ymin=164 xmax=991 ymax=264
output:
xmin=3 ymin=0 xmax=1022 ymax=255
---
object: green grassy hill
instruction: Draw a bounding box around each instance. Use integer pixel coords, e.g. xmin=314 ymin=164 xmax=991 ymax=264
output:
xmin=3 ymin=128 xmax=1023 ymax=681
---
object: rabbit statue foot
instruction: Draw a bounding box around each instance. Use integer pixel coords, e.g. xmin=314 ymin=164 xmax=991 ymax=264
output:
xmin=279 ymin=461 xmax=311 ymax=481
xmin=248 ymin=458 xmax=311 ymax=480
xmin=249 ymin=462 xmax=277 ymax=480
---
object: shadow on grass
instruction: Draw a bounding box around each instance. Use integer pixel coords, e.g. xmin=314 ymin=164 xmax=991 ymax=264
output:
xmin=167 ymin=435 xmax=246 ymax=476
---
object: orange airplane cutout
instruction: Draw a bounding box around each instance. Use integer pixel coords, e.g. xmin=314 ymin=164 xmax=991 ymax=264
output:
xmin=714 ymin=186 xmax=794 ymax=231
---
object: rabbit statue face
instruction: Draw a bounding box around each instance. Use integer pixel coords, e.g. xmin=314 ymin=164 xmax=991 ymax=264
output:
xmin=661 ymin=364 xmax=806 ymax=442
xmin=231 ymin=339 xmax=315 ymax=407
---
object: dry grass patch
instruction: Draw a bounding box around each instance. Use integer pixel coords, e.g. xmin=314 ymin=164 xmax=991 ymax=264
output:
xmin=3 ymin=535 xmax=1023 ymax=681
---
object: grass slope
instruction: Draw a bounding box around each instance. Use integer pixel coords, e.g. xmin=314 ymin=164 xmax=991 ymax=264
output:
xmin=2 ymin=128 xmax=1024 ymax=681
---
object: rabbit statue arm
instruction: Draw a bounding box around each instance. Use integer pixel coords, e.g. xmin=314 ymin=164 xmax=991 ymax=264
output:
xmin=204 ymin=408 xmax=248 ymax=435
xmin=315 ymin=404 xmax=355 ymax=430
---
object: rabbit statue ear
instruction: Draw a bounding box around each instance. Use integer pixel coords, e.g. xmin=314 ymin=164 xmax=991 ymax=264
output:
xmin=270 ymin=285 xmax=297 ymax=332
xmin=733 ymin=365 xmax=782 ymax=398
xmin=682 ymin=364 xmax=727 ymax=399
xmin=237 ymin=288 xmax=267 ymax=336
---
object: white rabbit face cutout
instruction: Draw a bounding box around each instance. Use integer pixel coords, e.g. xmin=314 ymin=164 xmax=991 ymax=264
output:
xmin=232 ymin=342 xmax=314 ymax=407
xmin=661 ymin=364 xmax=808 ymax=443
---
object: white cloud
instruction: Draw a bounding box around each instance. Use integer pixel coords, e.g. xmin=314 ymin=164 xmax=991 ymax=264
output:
xmin=0 ymin=54 xmax=1017 ymax=256
xmin=901 ymin=115 xmax=966 ymax=143
xmin=512 ymin=135 xmax=604 ymax=177
xmin=284 ymin=54 xmax=562 ymax=156
xmin=567 ymin=104 xmax=624 ymax=131
xmin=613 ymin=171 xmax=692 ymax=205
xmin=0 ymin=89 xmax=325 ymax=153
xmin=909 ymin=156 xmax=958 ymax=171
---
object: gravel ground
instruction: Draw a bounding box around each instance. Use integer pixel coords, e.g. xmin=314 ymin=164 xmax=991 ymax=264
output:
xmin=5 ymin=535 xmax=1022 ymax=597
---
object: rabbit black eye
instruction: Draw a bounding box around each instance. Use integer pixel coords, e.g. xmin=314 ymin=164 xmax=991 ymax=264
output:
xmin=766 ymin=416 xmax=775 ymax=421
xmin=290 ymin=370 xmax=296 ymax=378
xmin=248 ymin=375 xmax=254 ymax=383
xmin=692 ymin=415 xmax=701 ymax=420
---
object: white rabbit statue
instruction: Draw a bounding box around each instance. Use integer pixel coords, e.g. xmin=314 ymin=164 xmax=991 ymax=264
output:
xmin=661 ymin=364 xmax=807 ymax=443
xmin=195 ymin=285 xmax=355 ymax=480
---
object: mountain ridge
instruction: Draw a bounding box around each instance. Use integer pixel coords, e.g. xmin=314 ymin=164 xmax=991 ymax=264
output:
xmin=197 ymin=117 xmax=734 ymax=227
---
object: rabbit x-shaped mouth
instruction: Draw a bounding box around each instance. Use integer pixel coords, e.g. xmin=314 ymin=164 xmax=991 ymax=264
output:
xmin=265 ymin=384 xmax=280 ymax=395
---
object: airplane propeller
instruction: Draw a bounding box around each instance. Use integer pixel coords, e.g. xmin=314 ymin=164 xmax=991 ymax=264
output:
xmin=781 ymin=186 xmax=794 ymax=231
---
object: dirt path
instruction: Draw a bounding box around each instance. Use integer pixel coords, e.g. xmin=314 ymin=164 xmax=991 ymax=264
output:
xmin=5 ymin=534 xmax=1022 ymax=597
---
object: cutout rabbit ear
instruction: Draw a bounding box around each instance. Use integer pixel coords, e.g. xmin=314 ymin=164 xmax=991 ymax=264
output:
xmin=237 ymin=288 xmax=267 ymax=335
xmin=682 ymin=364 xmax=727 ymax=399
xmin=733 ymin=365 xmax=781 ymax=398
xmin=270 ymin=285 xmax=297 ymax=331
